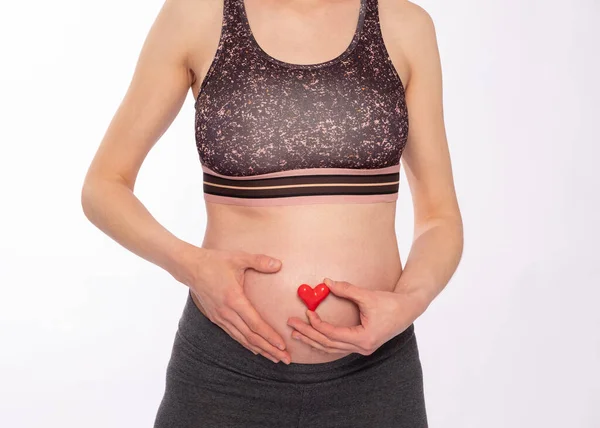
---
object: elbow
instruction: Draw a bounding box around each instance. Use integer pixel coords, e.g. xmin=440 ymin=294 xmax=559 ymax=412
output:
xmin=415 ymin=207 xmax=463 ymax=237
xmin=444 ymin=207 xmax=464 ymax=256
xmin=80 ymin=178 xmax=97 ymax=223
xmin=451 ymin=210 xmax=465 ymax=266
xmin=80 ymin=172 xmax=131 ymax=224
xmin=415 ymin=208 xmax=464 ymax=261
xmin=80 ymin=173 xmax=105 ymax=224
xmin=456 ymin=220 xmax=465 ymax=264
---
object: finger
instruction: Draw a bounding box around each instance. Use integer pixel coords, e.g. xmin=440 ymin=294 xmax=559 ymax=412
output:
xmin=244 ymin=253 xmax=282 ymax=273
xmin=323 ymin=278 xmax=366 ymax=304
xmin=291 ymin=331 xmax=349 ymax=354
xmin=219 ymin=317 xmax=281 ymax=363
xmin=287 ymin=316 xmax=361 ymax=352
xmin=218 ymin=317 xmax=259 ymax=355
xmin=230 ymin=297 xmax=289 ymax=353
xmin=306 ymin=310 xmax=370 ymax=350
xmin=224 ymin=305 xmax=291 ymax=362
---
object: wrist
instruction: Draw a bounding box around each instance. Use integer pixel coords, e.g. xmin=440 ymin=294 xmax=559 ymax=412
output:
xmin=167 ymin=240 xmax=211 ymax=288
xmin=393 ymin=281 xmax=433 ymax=318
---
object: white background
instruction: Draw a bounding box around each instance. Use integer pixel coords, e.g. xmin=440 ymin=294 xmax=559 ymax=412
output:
xmin=1 ymin=0 xmax=599 ymax=427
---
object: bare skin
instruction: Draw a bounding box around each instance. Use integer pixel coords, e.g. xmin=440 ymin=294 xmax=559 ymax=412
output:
xmin=81 ymin=0 xmax=463 ymax=365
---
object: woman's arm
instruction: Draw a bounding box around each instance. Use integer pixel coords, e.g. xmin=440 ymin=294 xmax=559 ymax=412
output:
xmin=391 ymin=3 xmax=464 ymax=314
xmin=285 ymin=2 xmax=463 ymax=355
xmin=81 ymin=0 xmax=198 ymax=283
xmin=81 ymin=0 xmax=293 ymax=364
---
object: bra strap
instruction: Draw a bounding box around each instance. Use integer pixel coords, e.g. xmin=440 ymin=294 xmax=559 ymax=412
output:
xmin=361 ymin=0 xmax=384 ymax=41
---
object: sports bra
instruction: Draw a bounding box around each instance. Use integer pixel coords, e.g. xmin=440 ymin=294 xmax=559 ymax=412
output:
xmin=194 ymin=0 xmax=409 ymax=207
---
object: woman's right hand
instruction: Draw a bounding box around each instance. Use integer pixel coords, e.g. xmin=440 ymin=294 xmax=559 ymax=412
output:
xmin=182 ymin=247 xmax=291 ymax=365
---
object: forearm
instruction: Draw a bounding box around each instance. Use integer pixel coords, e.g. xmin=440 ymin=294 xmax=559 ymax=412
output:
xmin=80 ymin=177 xmax=202 ymax=286
xmin=394 ymin=214 xmax=464 ymax=315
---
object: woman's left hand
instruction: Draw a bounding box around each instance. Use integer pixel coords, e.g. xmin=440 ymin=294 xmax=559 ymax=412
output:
xmin=287 ymin=277 xmax=424 ymax=355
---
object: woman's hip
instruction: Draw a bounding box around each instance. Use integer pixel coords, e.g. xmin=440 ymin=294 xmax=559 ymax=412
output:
xmin=154 ymin=292 xmax=427 ymax=427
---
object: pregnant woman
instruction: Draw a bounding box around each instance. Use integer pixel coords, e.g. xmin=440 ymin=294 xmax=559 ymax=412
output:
xmin=81 ymin=0 xmax=463 ymax=426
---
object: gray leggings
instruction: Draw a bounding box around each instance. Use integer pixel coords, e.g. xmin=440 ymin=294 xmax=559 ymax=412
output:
xmin=153 ymin=292 xmax=428 ymax=427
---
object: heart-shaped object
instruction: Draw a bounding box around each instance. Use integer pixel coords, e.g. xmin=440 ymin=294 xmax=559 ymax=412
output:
xmin=297 ymin=283 xmax=330 ymax=311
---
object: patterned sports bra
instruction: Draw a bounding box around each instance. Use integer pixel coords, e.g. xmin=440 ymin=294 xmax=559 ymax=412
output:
xmin=195 ymin=0 xmax=408 ymax=206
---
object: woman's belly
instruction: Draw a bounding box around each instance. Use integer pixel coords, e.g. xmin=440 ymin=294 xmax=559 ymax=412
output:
xmin=199 ymin=201 xmax=403 ymax=363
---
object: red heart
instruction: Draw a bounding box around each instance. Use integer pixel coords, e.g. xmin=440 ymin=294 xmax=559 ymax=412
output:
xmin=297 ymin=283 xmax=330 ymax=311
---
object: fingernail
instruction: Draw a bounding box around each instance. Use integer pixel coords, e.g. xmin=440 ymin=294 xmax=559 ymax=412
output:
xmin=277 ymin=343 xmax=285 ymax=350
xmin=283 ymin=357 xmax=291 ymax=365
xmin=269 ymin=259 xmax=280 ymax=268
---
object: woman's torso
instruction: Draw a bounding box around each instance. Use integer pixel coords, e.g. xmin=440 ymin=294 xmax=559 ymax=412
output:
xmin=187 ymin=0 xmax=410 ymax=363
xmin=198 ymin=202 xmax=402 ymax=363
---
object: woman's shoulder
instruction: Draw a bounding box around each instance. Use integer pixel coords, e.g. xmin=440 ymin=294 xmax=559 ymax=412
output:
xmin=379 ymin=0 xmax=437 ymax=48
xmin=380 ymin=0 xmax=435 ymax=29
xmin=378 ymin=0 xmax=440 ymax=88
xmin=154 ymin=0 xmax=225 ymax=73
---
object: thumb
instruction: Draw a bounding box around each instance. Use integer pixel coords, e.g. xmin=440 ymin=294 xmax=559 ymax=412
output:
xmin=246 ymin=254 xmax=282 ymax=273
xmin=323 ymin=278 xmax=364 ymax=303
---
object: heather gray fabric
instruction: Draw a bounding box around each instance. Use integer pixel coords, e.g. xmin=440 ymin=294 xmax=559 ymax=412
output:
xmin=153 ymin=291 xmax=428 ymax=428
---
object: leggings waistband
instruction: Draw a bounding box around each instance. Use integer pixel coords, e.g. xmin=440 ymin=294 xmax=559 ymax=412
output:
xmin=175 ymin=291 xmax=417 ymax=384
